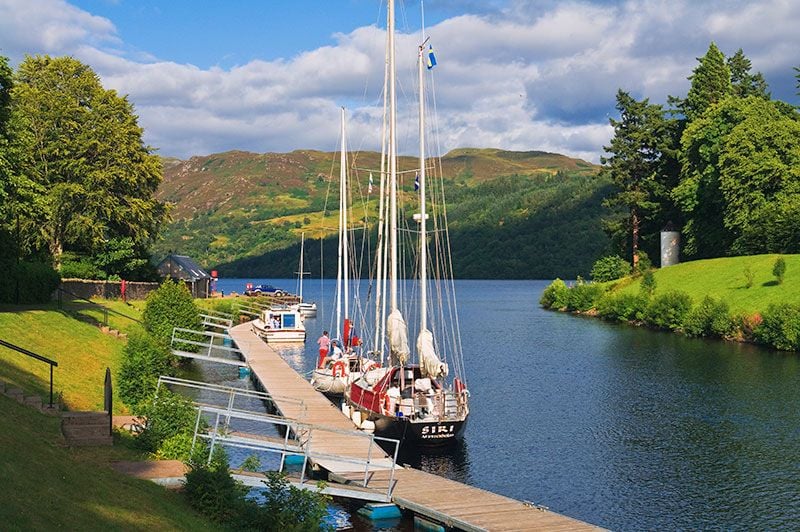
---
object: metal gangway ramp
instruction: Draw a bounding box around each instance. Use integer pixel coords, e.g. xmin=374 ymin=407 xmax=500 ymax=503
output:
xmin=227 ymin=322 xmax=600 ymax=531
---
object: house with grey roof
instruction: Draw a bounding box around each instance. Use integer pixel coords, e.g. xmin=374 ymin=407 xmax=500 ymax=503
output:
xmin=156 ymin=254 xmax=212 ymax=298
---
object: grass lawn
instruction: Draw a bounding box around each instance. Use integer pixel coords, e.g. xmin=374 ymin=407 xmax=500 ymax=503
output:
xmin=0 ymin=395 xmax=219 ymax=531
xmin=0 ymin=306 xmax=129 ymax=412
xmin=614 ymin=254 xmax=800 ymax=314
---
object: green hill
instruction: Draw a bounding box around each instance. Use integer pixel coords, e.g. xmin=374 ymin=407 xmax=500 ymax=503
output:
xmin=154 ymin=148 xmax=608 ymax=279
xmin=614 ymin=254 xmax=800 ymax=314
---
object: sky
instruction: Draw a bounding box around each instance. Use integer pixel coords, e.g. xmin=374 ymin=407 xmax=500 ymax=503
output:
xmin=0 ymin=0 xmax=798 ymax=163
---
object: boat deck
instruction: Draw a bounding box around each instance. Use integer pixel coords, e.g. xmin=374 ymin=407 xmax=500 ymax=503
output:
xmin=228 ymin=322 xmax=599 ymax=531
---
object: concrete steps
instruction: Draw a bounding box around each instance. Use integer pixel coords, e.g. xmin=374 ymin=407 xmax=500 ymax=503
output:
xmin=61 ymin=411 xmax=113 ymax=446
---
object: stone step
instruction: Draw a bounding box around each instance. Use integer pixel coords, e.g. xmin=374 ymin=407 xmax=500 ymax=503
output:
xmin=64 ymin=435 xmax=113 ymax=447
xmin=62 ymin=424 xmax=111 ymax=439
xmin=23 ymin=396 xmax=42 ymax=410
xmin=61 ymin=411 xmax=110 ymax=425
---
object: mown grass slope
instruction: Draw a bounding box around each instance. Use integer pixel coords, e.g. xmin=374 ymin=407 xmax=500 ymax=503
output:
xmin=614 ymin=254 xmax=800 ymax=314
xmin=0 ymin=301 xmax=141 ymax=412
xmin=0 ymin=395 xmax=219 ymax=531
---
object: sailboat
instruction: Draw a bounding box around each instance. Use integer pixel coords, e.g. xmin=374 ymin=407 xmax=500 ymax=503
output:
xmin=311 ymin=109 xmax=379 ymax=395
xmin=345 ymin=0 xmax=470 ymax=447
xmin=289 ymin=233 xmax=317 ymax=317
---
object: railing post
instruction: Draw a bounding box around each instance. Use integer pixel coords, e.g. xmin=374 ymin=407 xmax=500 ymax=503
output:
xmin=104 ymin=307 xmax=108 ymax=327
xmin=49 ymin=364 xmax=54 ymax=408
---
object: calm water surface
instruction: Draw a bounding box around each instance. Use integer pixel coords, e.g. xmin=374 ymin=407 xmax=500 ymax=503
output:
xmin=211 ymin=278 xmax=800 ymax=530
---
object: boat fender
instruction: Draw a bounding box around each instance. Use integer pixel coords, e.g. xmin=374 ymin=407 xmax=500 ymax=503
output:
xmin=383 ymin=394 xmax=392 ymax=414
xmin=332 ymin=360 xmax=346 ymax=378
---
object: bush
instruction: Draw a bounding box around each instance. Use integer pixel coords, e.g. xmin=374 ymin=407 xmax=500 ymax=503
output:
xmin=142 ymin=279 xmax=203 ymax=346
xmin=118 ymin=327 xmax=175 ymax=408
xmin=540 ymin=279 xmax=570 ymax=309
xmin=755 ymin=303 xmax=800 ymax=351
xmin=566 ymin=281 xmax=604 ymax=311
xmin=257 ymin=472 xmax=332 ymax=532
xmin=0 ymin=260 xmax=61 ymax=304
xmin=743 ymin=265 xmax=754 ymax=288
xmin=640 ymin=270 xmax=657 ymax=297
xmin=643 ymin=290 xmax=692 ymax=330
xmin=684 ymin=296 xmax=733 ymax=338
xmin=634 ymin=250 xmax=652 ymax=275
xmin=773 ymin=257 xmax=786 ymax=284
xmin=590 ymin=255 xmax=631 ymax=282
xmin=134 ymin=390 xmax=198 ymax=453
xmin=60 ymin=254 xmax=104 ymax=280
xmin=184 ymin=460 xmax=256 ymax=527
xmin=596 ymin=292 xmax=648 ymax=322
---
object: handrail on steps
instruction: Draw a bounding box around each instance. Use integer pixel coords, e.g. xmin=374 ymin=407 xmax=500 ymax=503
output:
xmin=0 ymin=338 xmax=58 ymax=407
xmin=56 ymin=287 xmax=141 ymax=327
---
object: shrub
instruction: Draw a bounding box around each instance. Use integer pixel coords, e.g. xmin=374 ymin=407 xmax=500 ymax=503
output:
xmin=142 ymin=279 xmax=203 ymax=347
xmin=590 ymin=255 xmax=631 ymax=282
xmin=634 ymin=251 xmax=652 ymax=275
xmin=755 ymin=303 xmax=800 ymax=351
xmin=0 ymin=260 xmax=61 ymax=304
xmin=684 ymin=296 xmax=733 ymax=338
xmin=134 ymin=390 xmax=198 ymax=453
xmin=596 ymin=292 xmax=648 ymax=322
xmin=743 ymin=266 xmax=754 ymax=288
xmin=566 ymin=281 xmax=604 ymax=312
xmin=540 ymin=279 xmax=570 ymax=309
xmin=257 ymin=472 xmax=332 ymax=532
xmin=773 ymin=257 xmax=786 ymax=285
xmin=640 ymin=270 xmax=657 ymax=297
xmin=118 ymin=327 xmax=175 ymax=408
xmin=734 ymin=312 xmax=762 ymax=342
xmin=643 ymin=290 xmax=692 ymax=330
xmin=60 ymin=254 xmax=104 ymax=280
xmin=183 ymin=460 xmax=256 ymax=527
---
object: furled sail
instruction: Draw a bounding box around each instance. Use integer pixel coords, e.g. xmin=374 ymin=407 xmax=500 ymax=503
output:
xmin=417 ymin=328 xmax=448 ymax=379
xmin=387 ymin=308 xmax=410 ymax=365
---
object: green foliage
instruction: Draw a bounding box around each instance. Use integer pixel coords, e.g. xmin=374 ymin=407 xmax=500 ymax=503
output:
xmin=634 ymin=251 xmax=652 ymax=274
xmin=566 ymin=280 xmax=604 ymax=311
xmin=0 ymin=259 xmax=60 ymax=303
xmin=684 ymin=42 xmax=731 ymax=121
xmin=643 ymin=290 xmax=692 ymax=330
xmin=183 ymin=461 xmax=256 ymax=527
xmin=596 ymin=292 xmax=648 ymax=322
xmin=743 ymin=265 xmax=754 ymax=288
xmin=240 ymin=455 xmax=262 ymax=472
xmin=684 ymin=296 xmax=733 ymax=338
xmin=142 ymin=279 xmax=202 ymax=346
xmin=540 ymin=278 xmax=570 ymax=309
xmin=118 ymin=327 xmax=175 ymax=408
xmin=755 ymin=303 xmax=800 ymax=350
xmin=134 ymin=390 xmax=197 ymax=454
xmin=773 ymin=257 xmax=787 ymax=284
xmin=728 ymin=49 xmax=770 ymax=99
xmin=10 ymin=55 xmax=167 ymax=267
xmin=640 ymin=270 xmax=657 ymax=297
xmin=591 ymin=255 xmax=631 ymax=282
xmin=154 ymin=433 xmax=196 ymax=462
xmin=258 ymin=472 xmax=332 ymax=532
xmin=60 ymin=253 xmax=103 ymax=279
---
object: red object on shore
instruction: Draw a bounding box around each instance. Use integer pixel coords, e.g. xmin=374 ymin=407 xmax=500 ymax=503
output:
xmin=121 ymin=279 xmax=127 ymax=303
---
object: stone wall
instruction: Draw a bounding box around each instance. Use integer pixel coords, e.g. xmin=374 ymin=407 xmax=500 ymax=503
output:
xmin=58 ymin=279 xmax=160 ymax=301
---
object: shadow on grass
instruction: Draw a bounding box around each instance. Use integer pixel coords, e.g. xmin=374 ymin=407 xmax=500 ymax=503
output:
xmin=762 ymin=280 xmax=780 ymax=287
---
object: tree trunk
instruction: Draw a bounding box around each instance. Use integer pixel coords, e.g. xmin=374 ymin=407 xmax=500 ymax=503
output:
xmin=631 ymin=209 xmax=640 ymax=269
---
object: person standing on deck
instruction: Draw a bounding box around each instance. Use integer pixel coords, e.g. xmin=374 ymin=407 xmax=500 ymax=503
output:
xmin=317 ymin=330 xmax=331 ymax=368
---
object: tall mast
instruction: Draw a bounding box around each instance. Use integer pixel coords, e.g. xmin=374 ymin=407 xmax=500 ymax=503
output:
xmin=388 ymin=0 xmax=398 ymax=313
xmin=336 ymin=107 xmax=348 ymax=339
xmin=374 ymin=30 xmax=390 ymax=358
xmin=418 ymin=43 xmax=428 ymax=331
xmin=298 ymin=232 xmax=305 ymax=301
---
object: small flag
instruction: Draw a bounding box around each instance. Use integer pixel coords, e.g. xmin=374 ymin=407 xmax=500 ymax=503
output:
xmin=368 ymin=172 xmax=374 ymax=194
xmin=426 ymin=45 xmax=437 ymax=70
xmin=414 ymin=172 xmax=420 ymax=191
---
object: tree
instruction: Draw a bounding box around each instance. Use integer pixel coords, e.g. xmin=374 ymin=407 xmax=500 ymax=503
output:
xmin=11 ymin=56 xmax=168 ymax=268
xmin=727 ymin=49 xmax=769 ymax=99
xmin=142 ymin=279 xmax=203 ymax=346
xmin=773 ymin=257 xmax=786 ymax=285
xmin=683 ymin=42 xmax=731 ymax=121
xmin=601 ymin=90 xmax=667 ymax=268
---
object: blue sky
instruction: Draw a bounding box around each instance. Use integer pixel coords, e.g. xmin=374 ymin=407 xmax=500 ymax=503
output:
xmin=1 ymin=0 xmax=799 ymax=161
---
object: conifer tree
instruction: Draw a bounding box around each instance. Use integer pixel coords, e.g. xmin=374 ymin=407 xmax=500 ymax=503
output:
xmin=727 ymin=49 xmax=769 ymax=99
xmin=684 ymin=43 xmax=731 ymax=121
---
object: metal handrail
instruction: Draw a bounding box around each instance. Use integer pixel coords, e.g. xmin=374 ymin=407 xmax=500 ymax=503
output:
xmin=0 ymin=338 xmax=58 ymax=407
xmin=56 ymin=287 xmax=141 ymax=326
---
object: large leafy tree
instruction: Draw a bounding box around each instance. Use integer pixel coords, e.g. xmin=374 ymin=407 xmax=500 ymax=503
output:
xmin=601 ymin=90 xmax=668 ymax=268
xmin=11 ymin=55 xmax=167 ymax=270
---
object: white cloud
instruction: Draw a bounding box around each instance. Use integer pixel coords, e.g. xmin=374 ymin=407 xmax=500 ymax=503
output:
xmin=1 ymin=0 xmax=798 ymax=163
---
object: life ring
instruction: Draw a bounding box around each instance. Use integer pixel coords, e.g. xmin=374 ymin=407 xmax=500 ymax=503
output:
xmin=332 ymin=360 xmax=346 ymax=378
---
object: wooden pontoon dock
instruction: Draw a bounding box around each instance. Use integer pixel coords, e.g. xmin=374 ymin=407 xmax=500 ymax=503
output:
xmin=225 ymin=322 xmax=599 ymax=531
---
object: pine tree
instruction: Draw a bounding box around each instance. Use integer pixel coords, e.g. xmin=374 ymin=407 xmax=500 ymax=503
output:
xmin=684 ymin=43 xmax=731 ymax=121
xmin=727 ymin=49 xmax=769 ymax=99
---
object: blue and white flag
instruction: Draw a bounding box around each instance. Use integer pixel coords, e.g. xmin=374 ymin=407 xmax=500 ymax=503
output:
xmin=368 ymin=172 xmax=374 ymax=194
xmin=414 ymin=172 xmax=420 ymax=191
xmin=426 ymin=45 xmax=437 ymax=70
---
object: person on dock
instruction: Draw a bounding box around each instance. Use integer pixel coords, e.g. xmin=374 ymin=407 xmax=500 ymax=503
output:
xmin=317 ymin=330 xmax=331 ymax=368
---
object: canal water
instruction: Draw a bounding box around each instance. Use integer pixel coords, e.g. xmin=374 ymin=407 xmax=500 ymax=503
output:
xmin=209 ymin=278 xmax=800 ymax=530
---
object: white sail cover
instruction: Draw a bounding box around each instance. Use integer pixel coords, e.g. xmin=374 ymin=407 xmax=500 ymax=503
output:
xmin=417 ymin=328 xmax=448 ymax=379
xmin=387 ymin=308 xmax=410 ymax=366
